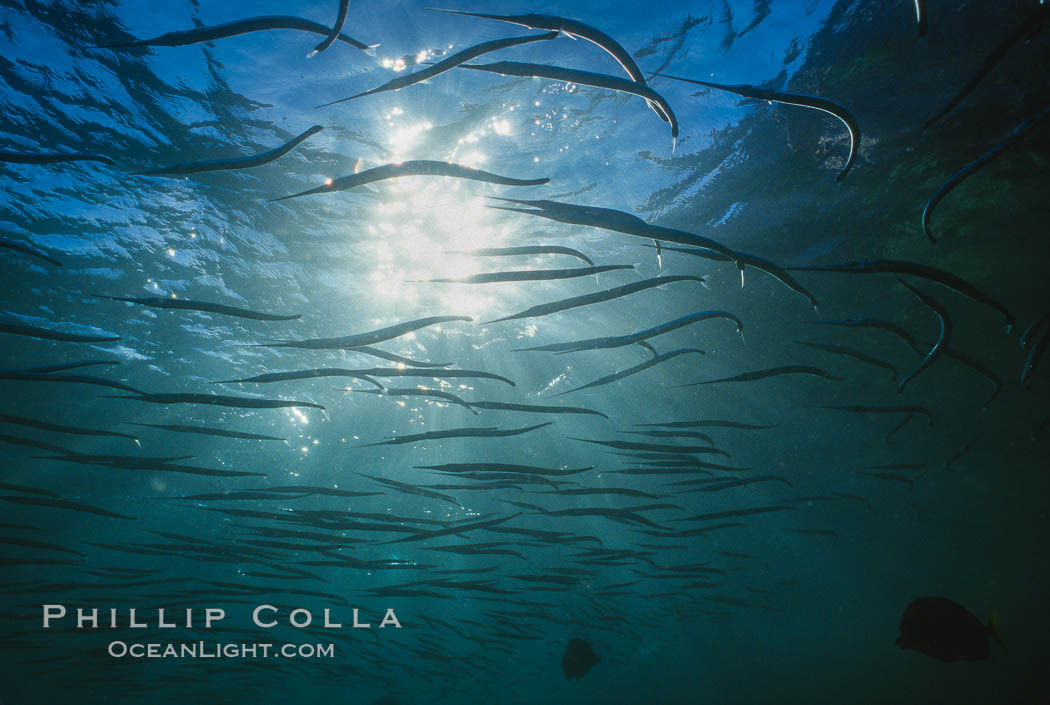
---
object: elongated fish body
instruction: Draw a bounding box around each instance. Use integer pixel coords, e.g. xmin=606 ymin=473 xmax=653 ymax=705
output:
xmin=274 ymin=161 xmax=548 ymax=201
xmin=654 ymin=73 xmax=859 ymax=180
xmin=486 ymin=276 xmax=706 ymax=324
xmin=134 ymin=125 xmax=322 ymax=176
xmin=468 ymin=401 xmax=608 ymax=418
xmin=423 ymin=264 xmax=632 ymax=283
xmin=95 ymin=15 xmax=375 ymax=53
xmin=99 ymin=295 xmax=301 ymax=321
xmin=312 ymin=0 xmax=350 ymax=55
xmin=682 ymin=365 xmax=842 ymax=387
xmin=922 ymin=104 xmax=1050 ymax=243
xmin=319 ymin=32 xmax=559 ymax=106
xmin=348 ymin=346 xmax=452 ymax=368
xmin=128 ymin=423 xmax=285 ymax=441
xmin=452 ymin=245 xmax=594 ymax=265
xmin=264 ymin=315 xmax=471 ymax=349
xmin=0 ymin=372 xmax=144 ymax=395
xmin=516 ymin=310 xmax=742 ymax=353
xmin=457 ymin=61 xmax=678 ymax=140
xmin=789 ymin=259 xmax=1012 ymax=330
xmin=554 ymin=347 xmax=705 ymax=396
xmin=230 ymin=366 xmax=513 ymax=387
xmin=0 ymin=150 xmax=113 ymax=165
xmin=895 ymin=279 xmax=951 ymax=393
xmin=0 ymin=238 xmax=62 ymax=266
xmin=796 ymin=341 xmax=897 ymax=381
xmin=0 ymin=322 xmax=119 ymax=343
xmin=489 ymin=198 xmax=741 ymax=266
xmin=431 ymin=9 xmax=667 ymax=121
xmin=652 ymin=243 xmax=818 ymax=310
xmin=924 ymin=4 xmax=1049 ymax=128
xmin=361 ymin=422 xmax=550 ymax=446
xmin=0 ymin=414 xmax=138 ymax=442
xmin=109 ymin=393 xmax=325 ymax=410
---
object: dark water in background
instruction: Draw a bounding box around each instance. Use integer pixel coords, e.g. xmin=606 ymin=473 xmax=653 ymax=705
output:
xmin=1 ymin=0 xmax=1048 ymax=703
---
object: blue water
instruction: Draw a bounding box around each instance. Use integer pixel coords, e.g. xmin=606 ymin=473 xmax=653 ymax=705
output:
xmin=1 ymin=0 xmax=1048 ymax=703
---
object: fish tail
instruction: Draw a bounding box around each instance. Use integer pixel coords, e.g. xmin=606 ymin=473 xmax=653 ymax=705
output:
xmin=988 ymin=611 xmax=1008 ymax=652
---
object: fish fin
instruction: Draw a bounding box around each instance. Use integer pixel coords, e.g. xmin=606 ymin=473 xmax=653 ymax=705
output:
xmin=306 ymin=49 xmax=319 ymax=59
xmin=557 ymin=30 xmax=576 ymax=40
xmin=365 ymin=44 xmax=380 ymax=57
xmin=988 ymin=611 xmax=1008 ymax=652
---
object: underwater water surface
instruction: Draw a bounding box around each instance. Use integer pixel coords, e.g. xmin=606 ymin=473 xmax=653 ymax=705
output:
xmin=1 ymin=0 xmax=1048 ymax=703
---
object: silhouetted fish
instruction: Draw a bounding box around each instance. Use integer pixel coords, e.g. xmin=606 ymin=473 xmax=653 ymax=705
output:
xmin=562 ymin=637 xmax=599 ymax=680
xmin=133 ymin=125 xmax=322 ymax=176
xmin=0 ymin=150 xmax=113 ymax=165
xmin=272 ymin=160 xmax=549 ymax=201
xmin=262 ymin=315 xmax=471 ymax=349
xmin=654 ymin=72 xmax=859 ymax=180
xmin=97 ymin=295 xmax=301 ymax=321
xmin=93 ymin=15 xmax=375 ymax=53
xmin=311 ymin=0 xmax=350 ymax=56
xmin=0 ymin=321 xmax=119 ymax=343
xmin=897 ymin=596 xmax=1003 ymax=661
xmin=0 ymin=237 xmax=62 ymax=266
xmin=318 ymin=32 xmax=559 ymax=106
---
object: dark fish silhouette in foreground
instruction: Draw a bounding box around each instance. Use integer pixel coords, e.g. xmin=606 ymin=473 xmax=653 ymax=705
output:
xmin=370 ymin=696 xmax=399 ymax=705
xmin=639 ymin=419 xmax=775 ymax=430
xmin=486 ymin=275 xmax=706 ymax=324
xmin=924 ymin=3 xmax=1048 ymax=128
xmin=419 ymin=264 xmax=633 ymax=284
xmin=455 ymin=61 xmax=678 ymax=143
xmin=897 ymin=597 xmax=1004 ymax=661
xmin=430 ymin=9 xmax=668 ymax=123
xmin=273 ymin=160 xmax=549 ymax=201
xmin=359 ymin=422 xmax=551 ymax=447
xmin=554 ymin=344 xmax=705 ymax=396
xmin=0 ymin=237 xmax=62 ymax=266
xmin=0 ymin=321 xmax=119 ymax=343
xmin=562 ymin=637 xmax=599 ymax=680
xmin=914 ymin=0 xmax=928 ymax=37
xmin=261 ymin=315 xmax=471 ymax=349
xmin=92 ymin=15 xmax=376 ymax=54
xmin=0 ymin=150 xmax=113 ymax=166
xmin=133 ymin=125 xmax=322 ymax=176
xmin=654 ymin=72 xmax=859 ymax=181
xmin=311 ymin=0 xmax=350 ymax=56
xmin=788 ymin=259 xmax=1012 ymax=331
xmin=318 ymin=32 xmax=559 ymax=106
xmin=450 ymin=245 xmax=593 ymax=265
xmin=681 ymin=365 xmax=842 ymax=387
xmin=516 ymin=310 xmax=742 ymax=353
xmin=97 ymin=295 xmax=301 ymax=321
xmin=895 ymin=278 xmax=951 ymax=394
xmin=108 ymin=392 xmax=325 ymax=410
xmin=922 ymin=104 xmax=1050 ymax=242
xmin=128 ymin=423 xmax=285 ymax=441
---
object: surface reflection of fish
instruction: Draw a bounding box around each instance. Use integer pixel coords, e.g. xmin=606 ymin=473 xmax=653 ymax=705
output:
xmin=562 ymin=637 xmax=599 ymax=679
xmin=897 ymin=596 xmax=1004 ymax=661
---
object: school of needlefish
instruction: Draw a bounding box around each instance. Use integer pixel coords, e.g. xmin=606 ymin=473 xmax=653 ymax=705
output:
xmin=0 ymin=0 xmax=1047 ymax=703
